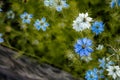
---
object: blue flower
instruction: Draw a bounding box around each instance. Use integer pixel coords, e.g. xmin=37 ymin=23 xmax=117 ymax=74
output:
xmin=99 ymin=58 xmax=106 ymax=69
xmin=85 ymin=68 xmax=98 ymax=80
xmin=20 ymin=12 xmax=33 ymax=24
xmin=0 ymin=8 xmax=2 ymax=12
xmin=110 ymin=0 xmax=116 ymax=8
xmin=91 ymin=21 xmax=104 ymax=35
xmin=110 ymin=0 xmax=120 ymax=8
xmin=34 ymin=17 xmax=49 ymax=31
xmin=74 ymin=38 xmax=93 ymax=57
xmin=44 ymin=0 xmax=69 ymax=12
xmin=0 ymin=33 xmax=4 ymax=43
xmin=44 ymin=0 xmax=54 ymax=6
xmin=7 ymin=10 xmax=15 ymax=19
xmin=55 ymin=0 xmax=69 ymax=12
xmin=118 ymin=0 xmax=120 ymax=6
xmin=99 ymin=57 xmax=114 ymax=69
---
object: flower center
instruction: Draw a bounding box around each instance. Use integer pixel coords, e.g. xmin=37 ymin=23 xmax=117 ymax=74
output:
xmin=113 ymin=69 xmax=116 ymax=73
xmin=90 ymin=75 xmax=94 ymax=78
xmin=96 ymin=26 xmax=99 ymax=29
xmin=41 ymin=22 xmax=44 ymax=26
xmin=83 ymin=18 xmax=86 ymax=22
xmin=25 ymin=16 xmax=28 ymax=19
xmin=82 ymin=45 xmax=86 ymax=49
xmin=9 ymin=13 xmax=13 ymax=16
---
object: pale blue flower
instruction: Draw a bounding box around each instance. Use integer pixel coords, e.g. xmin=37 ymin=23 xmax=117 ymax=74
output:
xmin=0 ymin=8 xmax=2 ymax=12
xmin=20 ymin=12 xmax=33 ymax=24
xmin=44 ymin=0 xmax=54 ymax=6
xmin=111 ymin=0 xmax=116 ymax=8
xmin=0 ymin=33 xmax=4 ymax=43
xmin=91 ymin=21 xmax=104 ymax=35
xmin=7 ymin=10 xmax=15 ymax=19
xmin=99 ymin=57 xmax=114 ymax=69
xmin=110 ymin=0 xmax=120 ymax=8
xmin=34 ymin=17 xmax=49 ymax=31
xmin=55 ymin=0 xmax=69 ymax=12
xmin=117 ymin=0 xmax=120 ymax=6
xmin=85 ymin=68 xmax=98 ymax=80
xmin=99 ymin=58 xmax=106 ymax=69
xmin=0 ymin=34 xmax=2 ymax=37
xmin=74 ymin=38 xmax=93 ymax=57
xmin=44 ymin=0 xmax=69 ymax=12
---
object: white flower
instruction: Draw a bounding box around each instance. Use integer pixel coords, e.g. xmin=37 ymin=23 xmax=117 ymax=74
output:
xmin=81 ymin=55 xmax=92 ymax=63
xmin=7 ymin=10 xmax=15 ymax=19
xmin=106 ymin=66 xmax=120 ymax=79
xmin=96 ymin=44 xmax=104 ymax=50
xmin=73 ymin=13 xmax=92 ymax=31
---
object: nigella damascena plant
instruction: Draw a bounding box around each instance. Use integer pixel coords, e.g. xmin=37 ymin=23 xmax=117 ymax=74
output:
xmin=91 ymin=21 xmax=104 ymax=35
xmin=98 ymin=57 xmax=114 ymax=69
xmin=44 ymin=0 xmax=69 ymax=12
xmin=85 ymin=68 xmax=99 ymax=80
xmin=7 ymin=10 xmax=15 ymax=19
xmin=20 ymin=12 xmax=33 ymax=24
xmin=54 ymin=0 xmax=69 ymax=12
xmin=110 ymin=0 xmax=120 ymax=8
xmin=72 ymin=13 xmax=93 ymax=32
xmin=85 ymin=68 xmax=105 ymax=80
xmin=74 ymin=38 xmax=93 ymax=57
xmin=44 ymin=0 xmax=54 ymax=7
xmin=106 ymin=65 xmax=120 ymax=79
xmin=84 ymin=57 xmax=116 ymax=80
xmin=34 ymin=17 xmax=49 ymax=31
xmin=0 ymin=8 xmax=2 ymax=12
xmin=0 ymin=33 xmax=4 ymax=43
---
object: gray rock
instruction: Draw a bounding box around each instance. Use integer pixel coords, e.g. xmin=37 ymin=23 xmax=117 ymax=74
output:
xmin=0 ymin=46 xmax=83 ymax=80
